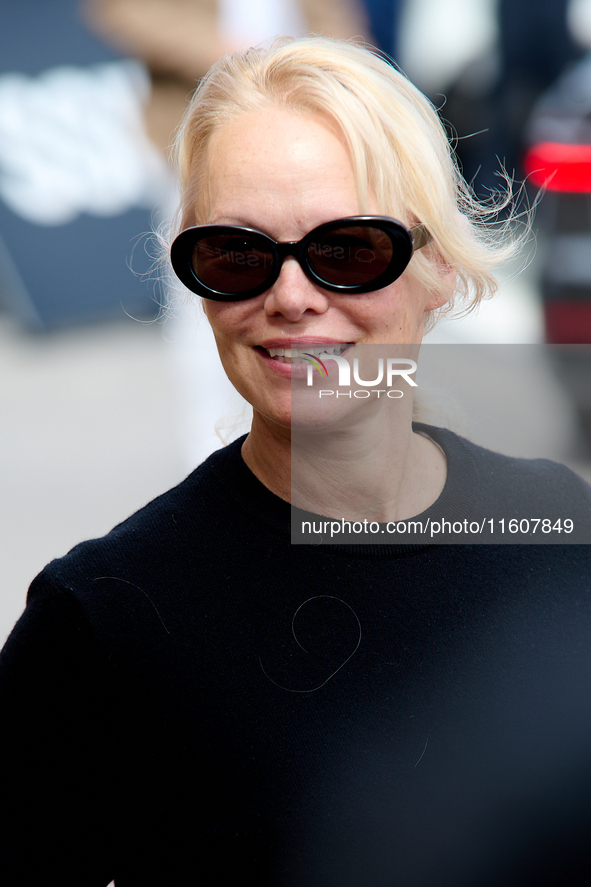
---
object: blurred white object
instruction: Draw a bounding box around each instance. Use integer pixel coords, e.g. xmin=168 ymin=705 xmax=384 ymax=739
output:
xmin=569 ymin=0 xmax=591 ymax=47
xmin=165 ymin=297 xmax=252 ymax=469
xmin=0 ymin=61 xmax=169 ymax=225
xmin=399 ymin=0 xmax=498 ymax=91
xmin=220 ymin=0 xmax=305 ymax=46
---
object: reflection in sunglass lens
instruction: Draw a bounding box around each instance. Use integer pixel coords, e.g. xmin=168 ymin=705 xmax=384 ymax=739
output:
xmin=192 ymin=234 xmax=274 ymax=294
xmin=307 ymin=226 xmax=393 ymax=286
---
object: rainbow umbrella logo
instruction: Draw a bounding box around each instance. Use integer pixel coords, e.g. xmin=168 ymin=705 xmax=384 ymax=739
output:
xmin=302 ymin=353 xmax=328 ymax=376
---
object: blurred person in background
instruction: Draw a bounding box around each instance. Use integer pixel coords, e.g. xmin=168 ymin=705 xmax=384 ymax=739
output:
xmin=2 ymin=35 xmax=591 ymax=887
xmin=442 ymin=0 xmax=583 ymax=197
xmin=86 ymin=0 xmax=371 ymax=154
xmin=358 ymin=0 xmax=405 ymax=59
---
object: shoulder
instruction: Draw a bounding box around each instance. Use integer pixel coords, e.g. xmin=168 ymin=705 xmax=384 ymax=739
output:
xmin=23 ymin=440 xmax=241 ymax=627
xmin=421 ymin=422 xmax=591 ymax=494
xmin=44 ymin=436 xmax=245 ymax=567
xmin=415 ymin=423 xmax=591 ymax=541
xmin=24 ymin=435 xmax=289 ymax=648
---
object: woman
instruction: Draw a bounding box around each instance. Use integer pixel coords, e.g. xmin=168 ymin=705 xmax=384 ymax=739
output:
xmin=2 ymin=37 xmax=591 ymax=887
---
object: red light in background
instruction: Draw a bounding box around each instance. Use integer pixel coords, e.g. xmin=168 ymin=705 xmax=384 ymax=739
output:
xmin=544 ymin=301 xmax=591 ymax=344
xmin=524 ymin=142 xmax=591 ymax=192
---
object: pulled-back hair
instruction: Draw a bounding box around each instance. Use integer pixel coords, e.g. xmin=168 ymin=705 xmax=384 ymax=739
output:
xmin=172 ymin=36 xmax=522 ymax=319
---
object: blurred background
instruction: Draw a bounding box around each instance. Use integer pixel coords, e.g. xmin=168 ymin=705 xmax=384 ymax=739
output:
xmin=3 ymin=0 xmax=591 ymax=647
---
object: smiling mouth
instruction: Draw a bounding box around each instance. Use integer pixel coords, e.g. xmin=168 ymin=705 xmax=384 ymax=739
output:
xmin=263 ymin=344 xmax=350 ymax=364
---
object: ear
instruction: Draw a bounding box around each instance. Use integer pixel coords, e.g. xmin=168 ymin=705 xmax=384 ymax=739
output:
xmin=422 ymin=242 xmax=456 ymax=311
xmin=425 ymin=262 xmax=456 ymax=311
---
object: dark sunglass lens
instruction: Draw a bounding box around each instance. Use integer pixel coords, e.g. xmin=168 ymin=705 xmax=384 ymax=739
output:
xmin=307 ymin=226 xmax=396 ymax=287
xmin=191 ymin=233 xmax=274 ymax=294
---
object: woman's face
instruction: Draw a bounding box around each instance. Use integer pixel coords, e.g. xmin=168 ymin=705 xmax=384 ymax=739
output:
xmin=199 ymin=106 xmax=449 ymax=430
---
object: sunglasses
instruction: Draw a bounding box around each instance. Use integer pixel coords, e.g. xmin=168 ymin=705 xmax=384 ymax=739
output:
xmin=170 ymin=216 xmax=432 ymax=301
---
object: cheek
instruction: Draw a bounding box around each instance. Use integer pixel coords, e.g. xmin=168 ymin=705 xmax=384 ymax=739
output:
xmin=203 ymin=302 xmax=239 ymax=346
xmin=202 ymin=304 xmax=250 ymax=394
xmin=202 ymin=303 xmax=222 ymax=347
xmin=382 ymin=278 xmax=437 ymax=330
xmin=202 ymin=301 xmax=258 ymax=372
xmin=347 ymin=285 xmax=424 ymax=338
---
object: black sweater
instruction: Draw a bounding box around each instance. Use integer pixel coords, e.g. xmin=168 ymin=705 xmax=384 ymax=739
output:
xmin=2 ymin=426 xmax=591 ymax=886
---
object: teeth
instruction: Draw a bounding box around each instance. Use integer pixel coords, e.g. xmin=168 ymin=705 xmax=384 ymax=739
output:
xmin=266 ymin=344 xmax=348 ymax=363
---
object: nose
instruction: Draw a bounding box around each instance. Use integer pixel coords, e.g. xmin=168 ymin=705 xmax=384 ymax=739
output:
xmin=263 ymin=257 xmax=330 ymax=322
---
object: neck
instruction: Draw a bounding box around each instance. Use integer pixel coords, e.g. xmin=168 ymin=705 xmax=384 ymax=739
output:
xmin=241 ymin=402 xmax=447 ymax=522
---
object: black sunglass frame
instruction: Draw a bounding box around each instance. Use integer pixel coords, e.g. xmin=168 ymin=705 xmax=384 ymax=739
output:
xmin=170 ymin=216 xmax=432 ymax=301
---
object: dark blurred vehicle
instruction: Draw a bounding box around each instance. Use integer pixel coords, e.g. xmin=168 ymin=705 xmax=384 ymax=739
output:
xmin=524 ymin=52 xmax=591 ymax=446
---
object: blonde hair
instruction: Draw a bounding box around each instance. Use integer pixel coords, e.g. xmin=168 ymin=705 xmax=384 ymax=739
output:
xmin=173 ymin=36 xmax=523 ymax=319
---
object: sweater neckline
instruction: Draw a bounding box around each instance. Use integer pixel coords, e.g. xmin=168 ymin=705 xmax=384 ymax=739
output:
xmin=209 ymin=423 xmax=481 ymax=555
